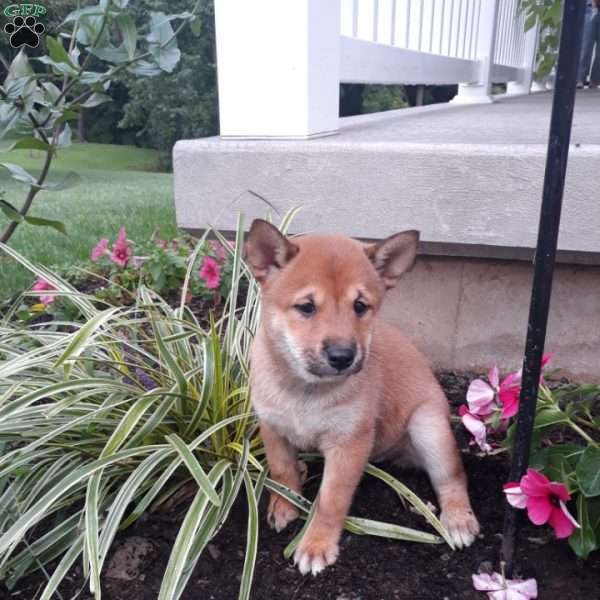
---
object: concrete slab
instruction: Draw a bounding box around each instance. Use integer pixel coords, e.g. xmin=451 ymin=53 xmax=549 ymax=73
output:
xmin=174 ymin=90 xmax=600 ymax=262
xmin=335 ymin=90 xmax=600 ymax=145
xmin=379 ymin=256 xmax=600 ymax=381
xmin=379 ymin=258 xmax=463 ymax=366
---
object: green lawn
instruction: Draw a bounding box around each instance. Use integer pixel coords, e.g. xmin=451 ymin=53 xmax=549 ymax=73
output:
xmin=0 ymin=143 xmax=177 ymax=298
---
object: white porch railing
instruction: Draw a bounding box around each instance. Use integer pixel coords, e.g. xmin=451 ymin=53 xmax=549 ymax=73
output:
xmin=214 ymin=0 xmax=539 ymax=138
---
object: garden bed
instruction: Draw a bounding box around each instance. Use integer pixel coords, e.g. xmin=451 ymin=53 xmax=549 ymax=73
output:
xmin=5 ymin=373 xmax=598 ymax=600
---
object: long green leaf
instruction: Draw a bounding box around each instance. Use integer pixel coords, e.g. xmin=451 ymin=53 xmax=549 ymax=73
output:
xmin=39 ymin=534 xmax=85 ymax=600
xmin=365 ymin=463 xmax=454 ymax=548
xmin=158 ymin=463 xmax=228 ymax=600
xmin=152 ymin=315 xmax=188 ymax=397
xmin=85 ymin=473 xmax=101 ymax=598
xmin=23 ymin=215 xmax=67 ymax=236
xmin=99 ymin=449 xmax=171 ymax=563
xmin=239 ymin=470 xmax=260 ymax=600
xmin=283 ymin=493 xmax=318 ymax=560
xmin=54 ymin=307 xmax=122 ymax=376
xmin=0 ymin=446 xmax=165 ymax=556
xmin=166 ymin=434 xmax=221 ymax=506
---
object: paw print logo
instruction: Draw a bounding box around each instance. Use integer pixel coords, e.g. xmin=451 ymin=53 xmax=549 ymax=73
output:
xmin=4 ymin=16 xmax=45 ymax=49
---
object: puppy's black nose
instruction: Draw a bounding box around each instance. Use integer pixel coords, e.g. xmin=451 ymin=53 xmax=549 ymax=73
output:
xmin=324 ymin=343 xmax=356 ymax=371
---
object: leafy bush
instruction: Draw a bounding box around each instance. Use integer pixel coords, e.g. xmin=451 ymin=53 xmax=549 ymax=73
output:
xmin=459 ymin=361 xmax=600 ymax=558
xmin=528 ymin=383 xmax=600 ymax=558
xmin=0 ymin=1 xmax=197 ymax=243
xmin=0 ymin=215 xmax=449 ymax=599
xmin=88 ymin=226 xmax=235 ymax=304
xmin=520 ymin=0 xmax=562 ymax=78
xmin=9 ymin=226 xmax=235 ymax=325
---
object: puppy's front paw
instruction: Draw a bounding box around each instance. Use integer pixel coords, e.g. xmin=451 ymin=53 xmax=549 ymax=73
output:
xmin=293 ymin=533 xmax=339 ymax=576
xmin=267 ymin=494 xmax=299 ymax=532
xmin=441 ymin=504 xmax=480 ymax=549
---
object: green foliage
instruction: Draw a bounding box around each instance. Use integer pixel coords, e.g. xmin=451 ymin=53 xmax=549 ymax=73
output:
xmin=85 ymin=229 xmax=234 ymax=306
xmin=0 ymin=0 xmax=198 ymax=242
xmin=525 ymin=383 xmax=600 ymax=559
xmin=340 ymin=83 xmax=409 ymax=117
xmin=520 ymin=0 xmax=562 ymax=78
xmin=361 ymin=84 xmax=408 ymax=113
xmin=10 ymin=230 xmax=235 ymax=321
xmin=117 ymin=0 xmax=218 ymax=165
xmin=0 ymin=215 xmax=449 ymax=598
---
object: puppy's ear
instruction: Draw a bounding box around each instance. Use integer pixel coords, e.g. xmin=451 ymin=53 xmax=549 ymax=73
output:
xmin=244 ymin=219 xmax=299 ymax=284
xmin=364 ymin=230 xmax=419 ymax=289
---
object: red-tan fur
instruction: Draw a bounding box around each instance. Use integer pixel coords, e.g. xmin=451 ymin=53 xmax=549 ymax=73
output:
xmin=245 ymin=220 xmax=479 ymax=576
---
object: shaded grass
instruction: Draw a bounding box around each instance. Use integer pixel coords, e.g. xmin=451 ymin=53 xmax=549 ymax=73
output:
xmin=0 ymin=143 xmax=176 ymax=298
xmin=0 ymin=141 xmax=162 ymax=172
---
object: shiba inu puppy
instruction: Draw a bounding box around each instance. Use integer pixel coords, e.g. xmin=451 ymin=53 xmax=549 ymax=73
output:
xmin=245 ymin=219 xmax=479 ymax=576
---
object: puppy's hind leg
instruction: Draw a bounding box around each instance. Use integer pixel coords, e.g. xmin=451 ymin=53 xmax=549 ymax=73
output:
xmin=407 ymin=406 xmax=480 ymax=549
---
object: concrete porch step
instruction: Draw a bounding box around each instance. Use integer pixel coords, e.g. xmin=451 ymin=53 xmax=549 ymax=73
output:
xmin=173 ymin=91 xmax=600 ymax=378
xmin=174 ymin=90 xmax=600 ymax=264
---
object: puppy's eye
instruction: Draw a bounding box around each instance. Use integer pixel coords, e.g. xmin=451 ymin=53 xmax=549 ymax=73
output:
xmin=353 ymin=300 xmax=369 ymax=316
xmin=295 ymin=302 xmax=316 ymax=317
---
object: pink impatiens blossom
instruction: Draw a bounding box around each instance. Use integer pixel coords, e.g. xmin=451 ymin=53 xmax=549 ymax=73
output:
xmin=199 ymin=256 xmax=221 ymax=289
xmin=32 ymin=277 xmax=56 ymax=305
xmin=459 ymin=405 xmax=492 ymax=453
xmin=466 ymin=366 xmax=499 ymax=416
xmin=503 ymin=468 xmax=580 ymax=539
xmin=502 ymin=482 xmax=528 ymax=509
xmin=472 ymin=572 xmax=538 ymax=600
xmin=510 ymin=353 xmax=554 ymax=389
xmin=110 ymin=226 xmax=132 ymax=268
xmin=461 ymin=355 xmax=555 ymax=448
xmin=91 ymin=238 xmax=109 ymax=262
xmin=466 ymin=364 xmax=522 ymax=420
xmin=497 ymin=372 xmax=521 ymax=419
xmin=209 ymin=240 xmax=228 ymax=263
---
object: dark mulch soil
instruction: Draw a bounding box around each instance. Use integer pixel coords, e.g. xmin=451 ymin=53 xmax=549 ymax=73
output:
xmin=3 ymin=373 xmax=599 ymax=600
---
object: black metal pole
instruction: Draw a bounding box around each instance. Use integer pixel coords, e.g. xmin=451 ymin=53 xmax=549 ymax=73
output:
xmin=501 ymin=0 xmax=586 ymax=575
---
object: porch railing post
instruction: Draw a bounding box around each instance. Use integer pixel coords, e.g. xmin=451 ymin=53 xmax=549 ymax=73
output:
xmin=214 ymin=0 xmax=341 ymax=139
xmin=506 ymin=20 xmax=540 ymax=95
xmin=452 ymin=0 xmax=499 ymax=104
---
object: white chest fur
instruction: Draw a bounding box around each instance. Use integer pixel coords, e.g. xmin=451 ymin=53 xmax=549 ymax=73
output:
xmin=251 ymin=378 xmax=364 ymax=450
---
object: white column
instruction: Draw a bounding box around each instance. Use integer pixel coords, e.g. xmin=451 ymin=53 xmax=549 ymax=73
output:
xmin=506 ymin=21 xmax=540 ymax=95
xmin=214 ymin=0 xmax=341 ymax=139
xmin=452 ymin=0 xmax=500 ymax=104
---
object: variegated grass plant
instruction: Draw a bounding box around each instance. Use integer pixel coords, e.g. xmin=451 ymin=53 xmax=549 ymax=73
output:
xmin=0 ymin=213 xmax=452 ymax=600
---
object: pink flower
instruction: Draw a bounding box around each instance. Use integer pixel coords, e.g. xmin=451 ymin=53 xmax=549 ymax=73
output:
xmin=502 ymin=482 xmax=528 ymax=509
xmin=91 ymin=238 xmax=109 ymax=262
xmin=209 ymin=240 xmax=228 ymax=263
xmin=199 ymin=256 xmax=221 ymax=289
xmin=466 ymin=366 xmax=499 ymax=416
xmin=131 ymin=256 xmax=145 ymax=268
xmin=511 ymin=354 xmax=554 ymax=389
xmin=473 ymin=572 xmax=537 ymax=599
xmin=465 ymin=355 xmax=553 ymax=422
xmin=32 ymin=277 xmax=56 ymax=305
xmin=110 ymin=226 xmax=132 ymax=268
xmin=503 ymin=469 xmax=580 ymax=539
xmin=459 ymin=405 xmax=492 ymax=453
xmin=466 ymin=365 xmax=521 ymax=419
xmin=155 ymin=239 xmax=167 ymax=250
xmin=498 ymin=372 xmax=520 ymax=419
